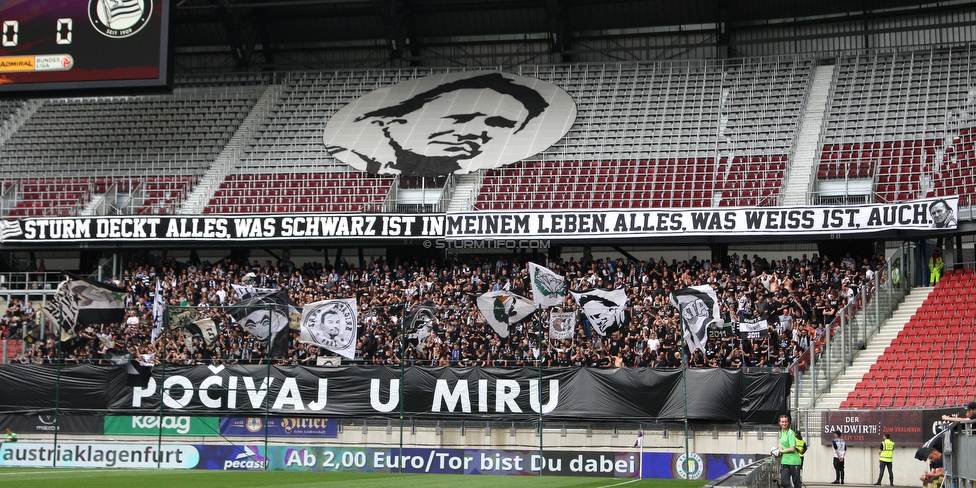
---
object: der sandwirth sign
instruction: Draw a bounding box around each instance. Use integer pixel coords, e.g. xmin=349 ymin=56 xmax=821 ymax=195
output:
xmin=323 ymin=71 xmax=577 ymax=177
xmin=0 ymin=364 xmax=788 ymax=423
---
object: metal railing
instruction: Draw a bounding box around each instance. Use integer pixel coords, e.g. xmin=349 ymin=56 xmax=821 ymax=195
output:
xmin=789 ymin=243 xmax=916 ymax=411
xmin=704 ymin=456 xmax=780 ymax=488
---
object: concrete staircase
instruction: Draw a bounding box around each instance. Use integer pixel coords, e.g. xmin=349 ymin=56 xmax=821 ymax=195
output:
xmin=180 ymin=85 xmax=282 ymax=215
xmin=813 ymin=286 xmax=934 ymax=409
xmin=446 ymin=172 xmax=482 ymax=212
xmin=782 ymin=64 xmax=835 ymax=206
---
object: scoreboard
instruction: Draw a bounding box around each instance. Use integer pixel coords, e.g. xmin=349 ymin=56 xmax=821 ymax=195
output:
xmin=0 ymin=0 xmax=171 ymax=94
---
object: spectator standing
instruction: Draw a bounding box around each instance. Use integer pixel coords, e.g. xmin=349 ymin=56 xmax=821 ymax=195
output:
xmin=3 ymin=427 xmax=16 ymax=443
xmin=831 ymin=430 xmax=846 ymax=484
xmin=941 ymin=401 xmax=976 ymax=423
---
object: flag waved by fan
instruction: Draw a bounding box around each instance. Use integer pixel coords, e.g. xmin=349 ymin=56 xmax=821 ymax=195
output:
xmin=570 ymin=287 xmax=628 ymax=336
xmin=299 ymin=298 xmax=359 ymax=359
xmin=476 ymin=291 xmax=535 ymax=338
xmin=228 ymin=289 xmax=292 ymax=358
xmin=548 ymin=311 xmax=576 ymax=341
xmin=42 ymin=272 xmax=127 ymax=342
xmin=403 ymin=302 xmax=436 ymax=352
xmin=528 ymin=262 xmax=567 ymax=308
xmin=669 ymin=284 xmax=721 ymax=355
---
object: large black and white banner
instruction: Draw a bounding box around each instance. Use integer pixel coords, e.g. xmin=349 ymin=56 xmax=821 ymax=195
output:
xmin=0 ymin=364 xmax=788 ymax=424
xmin=0 ymin=214 xmax=446 ymax=243
xmin=0 ymin=197 xmax=958 ymax=245
xmin=444 ymin=197 xmax=959 ymax=239
xmin=670 ymin=285 xmax=722 ymax=355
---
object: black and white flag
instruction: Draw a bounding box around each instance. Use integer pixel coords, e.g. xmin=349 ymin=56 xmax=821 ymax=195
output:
xmin=570 ymin=288 xmax=628 ymax=337
xmin=232 ymin=283 xmax=302 ymax=320
xmin=549 ymin=311 xmax=576 ymax=341
xmin=44 ymin=279 xmax=79 ymax=341
xmin=299 ymin=298 xmax=358 ymax=359
xmin=404 ymin=302 xmax=436 ymax=352
xmin=0 ymin=220 xmax=22 ymax=243
xmin=43 ymin=273 xmax=127 ymax=342
xmin=150 ymin=279 xmax=164 ymax=343
xmin=670 ymin=285 xmax=721 ymax=354
xmin=528 ymin=262 xmax=567 ymax=308
xmin=229 ymin=289 xmax=292 ymax=358
xmin=476 ymin=291 xmax=535 ymax=338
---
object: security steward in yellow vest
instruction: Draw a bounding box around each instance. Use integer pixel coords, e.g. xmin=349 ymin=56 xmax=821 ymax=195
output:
xmin=795 ymin=432 xmax=807 ymax=470
xmin=875 ymin=433 xmax=894 ymax=485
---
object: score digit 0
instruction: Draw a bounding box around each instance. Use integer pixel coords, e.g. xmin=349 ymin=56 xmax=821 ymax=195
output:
xmin=1 ymin=20 xmax=16 ymax=47
xmin=57 ymin=18 xmax=73 ymax=45
xmin=0 ymin=19 xmax=73 ymax=47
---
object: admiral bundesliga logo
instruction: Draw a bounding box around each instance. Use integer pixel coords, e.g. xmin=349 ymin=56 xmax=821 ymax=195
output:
xmin=89 ymin=0 xmax=152 ymax=38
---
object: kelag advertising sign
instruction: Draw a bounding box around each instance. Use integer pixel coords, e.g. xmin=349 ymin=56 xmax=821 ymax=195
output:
xmin=103 ymin=416 xmax=219 ymax=436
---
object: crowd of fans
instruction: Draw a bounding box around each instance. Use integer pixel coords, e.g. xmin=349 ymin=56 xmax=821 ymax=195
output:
xmin=3 ymin=250 xmax=890 ymax=370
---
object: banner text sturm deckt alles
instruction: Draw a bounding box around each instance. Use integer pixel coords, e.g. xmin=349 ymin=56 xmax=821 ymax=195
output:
xmin=2 ymin=198 xmax=956 ymax=244
xmin=13 ymin=215 xmax=445 ymax=241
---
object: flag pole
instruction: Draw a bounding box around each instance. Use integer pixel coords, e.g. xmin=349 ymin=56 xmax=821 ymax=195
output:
xmin=537 ymin=304 xmax=543 ymax=477
xmin=639 ymin=426 xmax=644 ymax=479
xmin=678 ymin=300 xmax=691 ymax=480
xmin=264 ymin=302 xmax=273 ymax=471
xmin=53 ymin=300 xmax=62 ymax=468
xmin=399 ymin=303 xmax=406 ymax=475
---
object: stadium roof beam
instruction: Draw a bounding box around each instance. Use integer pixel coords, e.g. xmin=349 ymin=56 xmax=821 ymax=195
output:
xmin=371 ymin=0 xmax=421 ymax=66
xmin=544 ymin=0 xmax=572 ymax=63
xmin=208 ymin=0 xmax=251 ymax=69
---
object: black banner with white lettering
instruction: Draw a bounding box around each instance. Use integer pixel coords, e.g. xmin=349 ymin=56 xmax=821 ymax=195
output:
xmin=0 ymin=197 xmax=958 ymax=245
xmin=444 ymin=197 xmax=958 ymax=239
xmin=0 ymin=214 xmax=446 ymax=243
xmin=0 ymin=364 xmax=788 ymax=424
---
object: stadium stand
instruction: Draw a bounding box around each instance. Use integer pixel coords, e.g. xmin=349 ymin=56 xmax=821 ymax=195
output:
xmin=818 ymin=45 xmax=976 ymax=205
xmin=838 ymin=268 xmax=976 ymax=409
xmin=4 ymin=47 xmax=976 ymax=214
xmin=2 ymin=252 xmax=885 ymax=376
xmin=0 ymin=87 xmax=262 ymax=215
xmin=0 ymin=55 xmax=817 ymax=215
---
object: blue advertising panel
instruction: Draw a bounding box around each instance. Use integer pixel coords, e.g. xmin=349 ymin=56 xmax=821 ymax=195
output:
xmin=219 ymin=417 xmax=338 ymax=438
xmin=249 ymin=446 xmax=638 ymax=477
xmin=639 ymin=452 xmax=766 ymax=480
